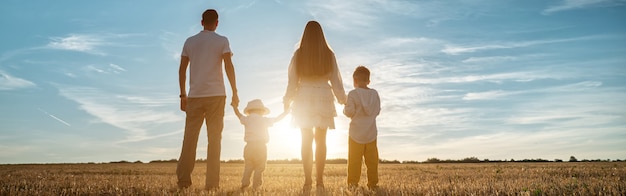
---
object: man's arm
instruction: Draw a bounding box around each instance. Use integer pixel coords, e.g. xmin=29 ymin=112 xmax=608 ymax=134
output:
xmin=179 ymin=56 xmax=190 ymax=111
xmin=223 ymin=53 xmax=239 ymax=107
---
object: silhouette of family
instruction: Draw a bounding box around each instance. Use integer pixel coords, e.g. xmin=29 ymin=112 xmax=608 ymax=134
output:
xmin=176 ymin=9 xmax=381 ymax=192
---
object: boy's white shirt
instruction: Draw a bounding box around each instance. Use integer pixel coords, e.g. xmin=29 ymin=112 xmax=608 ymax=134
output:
xmin=238 ymin=113 xmax=279 ymax=143
xmin=343 ymin=88 xmax=381 ymax=144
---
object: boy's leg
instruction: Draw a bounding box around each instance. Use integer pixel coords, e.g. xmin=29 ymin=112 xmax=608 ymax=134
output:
xmin=176 ymin=98 xmax=205 ymax=188
xmin=347 ymin=137 xmax=364 ymax=186
xmin=204 ymin=96 xmax=225 ymax=190
xmin=364 ymin=140 xmax=379 ymax=188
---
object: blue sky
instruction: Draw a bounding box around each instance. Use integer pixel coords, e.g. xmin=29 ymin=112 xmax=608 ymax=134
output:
xmin=1 ymin=0 xmax=625 ymax=164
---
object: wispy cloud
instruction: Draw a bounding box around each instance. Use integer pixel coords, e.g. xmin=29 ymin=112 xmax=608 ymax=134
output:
xmin=57 ymin=85 xmax=182 ymax=143
xmin=302 ymin=0 xmax=423 ymax=31
xmin=46 ymin=33 xmax=144 ymax=56
xmin=0 ymin=70 xmax=36 ymax=90
xmin=442 ymin=35 xmax=610 ymax=55
xmin=542 ymin=0 xmax=626 ymax=15
xmin=462 ymin=56 xmax=518 ymax=64
xmin=83 ymin=63 xmax=127 ymax=75
xmin=108 ymin=64 xmax=126 ymax=73
xmin=47 ymin=34 xmax=106 ymax=55
xmin=306 ymin=1 xmax=378 ymax=31
xmin=37 ymin=108 xmax=72 ymax=127
xmin=463 ymin=90 xmax=514 ymax=100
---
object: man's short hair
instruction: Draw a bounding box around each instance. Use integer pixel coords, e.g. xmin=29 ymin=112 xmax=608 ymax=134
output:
xmin=353 ymin=66 xmax=370 ymax=82
xmin=202 ymin=9 xmax=218 ymax=25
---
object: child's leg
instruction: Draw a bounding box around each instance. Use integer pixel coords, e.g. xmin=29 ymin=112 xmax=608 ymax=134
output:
xmin=364 ymin=140 xmax=379 ymax=188
xmin=241 ymin=144 xmax=254 ymax=188
xmin=252 ymin=144 xmax=267 ymax=188
xmin=347 ymin=137 xmax=365 ymax=186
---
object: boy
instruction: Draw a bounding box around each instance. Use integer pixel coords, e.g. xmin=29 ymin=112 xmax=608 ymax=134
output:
xmin=343 ymin=66 xmax=381 ymax=189
xmin=232 ymin=99 xmax=288 ymax=189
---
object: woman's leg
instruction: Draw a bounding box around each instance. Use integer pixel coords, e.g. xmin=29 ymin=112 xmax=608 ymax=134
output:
xmin=314 ymin=127 xmax=328 ymax=186
xmin=301 ymin=128 xmax=314 ymax=186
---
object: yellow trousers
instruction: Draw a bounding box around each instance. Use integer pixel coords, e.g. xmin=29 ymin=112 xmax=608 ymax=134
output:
xmin=347 ymin=138 xmax=378 ymax=187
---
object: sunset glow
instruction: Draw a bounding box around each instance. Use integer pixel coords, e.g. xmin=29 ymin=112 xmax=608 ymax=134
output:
xmin=1 ymin=0 xmax=625 ymax=164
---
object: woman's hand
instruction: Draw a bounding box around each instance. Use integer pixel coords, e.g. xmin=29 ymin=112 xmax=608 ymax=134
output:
xmin=283 ymin=101 xmax=291 ymax=112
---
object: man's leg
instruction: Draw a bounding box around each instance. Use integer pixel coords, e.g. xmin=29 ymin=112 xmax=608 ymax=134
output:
xmin=204 ymin=96 xmax=225 ymax=190
xmin=176 ymin=98 xmax=205 ymax=188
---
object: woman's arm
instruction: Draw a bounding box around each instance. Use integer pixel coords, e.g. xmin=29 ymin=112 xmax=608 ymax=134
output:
xmin=283 ymin=55 xmax=299 ymax=110
xmin=329 ymin=54 xmax=347 ymax=104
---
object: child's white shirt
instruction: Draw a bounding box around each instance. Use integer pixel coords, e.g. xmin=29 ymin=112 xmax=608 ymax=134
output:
xmin=239 ymin=113 xmax=279 ymax=143
xmin=343 ymin=88 xmax=381 ymax=144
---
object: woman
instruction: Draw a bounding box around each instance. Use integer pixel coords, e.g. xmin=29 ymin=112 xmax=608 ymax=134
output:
xmin=283 ymin=21 xmax=347 ymax=189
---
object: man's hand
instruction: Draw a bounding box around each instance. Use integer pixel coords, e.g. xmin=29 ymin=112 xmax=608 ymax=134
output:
xmin=180 ymin=97 xmax=187 ymax=112
xmin=231 ymin=94 xmax=239 ymax=109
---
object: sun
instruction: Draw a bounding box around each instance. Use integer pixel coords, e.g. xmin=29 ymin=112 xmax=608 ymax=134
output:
xmin=267 ymin=113 xmax=349 ymax=160
xmin=267 ymin=115 xmax=302 ymax=159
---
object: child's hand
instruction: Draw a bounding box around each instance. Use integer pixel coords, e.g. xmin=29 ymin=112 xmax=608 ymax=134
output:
xmin=283 ymin=102 xmax=290 ymax=112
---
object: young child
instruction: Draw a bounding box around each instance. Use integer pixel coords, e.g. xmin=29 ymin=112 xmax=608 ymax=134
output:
xmin=343 ymin=66 xmax=381 ymax=189
xmin=232 ymin=99 xmax=288 ymax=189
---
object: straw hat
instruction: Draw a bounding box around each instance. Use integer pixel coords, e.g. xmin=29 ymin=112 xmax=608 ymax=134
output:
xmin=244 ymin=99 xmax=270 ymax=115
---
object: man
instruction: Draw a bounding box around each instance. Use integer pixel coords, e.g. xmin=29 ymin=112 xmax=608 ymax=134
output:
xmin=177 ymin=9 xmax=239 ymax=190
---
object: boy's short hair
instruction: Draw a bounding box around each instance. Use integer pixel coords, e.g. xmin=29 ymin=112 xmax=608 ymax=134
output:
xmin=353 ymin=66 xmax=370 ymax=82
xmin=202 ymin=9 xmax=218 ymax=25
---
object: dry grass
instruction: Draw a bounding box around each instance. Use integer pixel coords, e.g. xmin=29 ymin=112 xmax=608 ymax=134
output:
xmin=1 ymin=162 xmax=625 ymax=195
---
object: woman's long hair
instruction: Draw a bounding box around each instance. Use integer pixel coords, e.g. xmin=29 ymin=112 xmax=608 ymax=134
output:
xmin=294 ymin=21 xmax=334 ymax=77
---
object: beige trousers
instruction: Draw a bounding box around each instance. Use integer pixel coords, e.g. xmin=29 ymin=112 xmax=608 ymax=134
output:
xmin=176 ymin=96 xmax=225 ymax=190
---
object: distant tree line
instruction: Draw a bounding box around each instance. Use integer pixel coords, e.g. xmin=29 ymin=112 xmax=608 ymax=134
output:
xmin=106 ymin=155 xmax=624 ymax=164
xmin=410 ymin=156 xmax=623 ymax=164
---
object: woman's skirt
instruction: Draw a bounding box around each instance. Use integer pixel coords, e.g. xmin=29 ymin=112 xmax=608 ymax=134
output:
xmin=291 ymin=82 xmax=337 ymax=129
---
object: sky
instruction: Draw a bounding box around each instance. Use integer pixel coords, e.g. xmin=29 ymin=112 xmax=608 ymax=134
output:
xmin=0 ymin=0 xmax=625 ymax=164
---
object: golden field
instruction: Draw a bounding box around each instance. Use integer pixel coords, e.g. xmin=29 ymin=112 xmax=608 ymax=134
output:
xmin=1 ymin=162 xmax=625 ymax=195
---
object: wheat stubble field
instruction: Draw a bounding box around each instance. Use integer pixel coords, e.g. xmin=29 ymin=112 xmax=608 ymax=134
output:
xmin=1 ymin=162 xmax=625 ymax=195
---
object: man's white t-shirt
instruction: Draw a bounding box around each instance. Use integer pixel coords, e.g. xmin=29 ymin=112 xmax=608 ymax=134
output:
xmin=182 ymin=30 xmax=232 ymax=98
